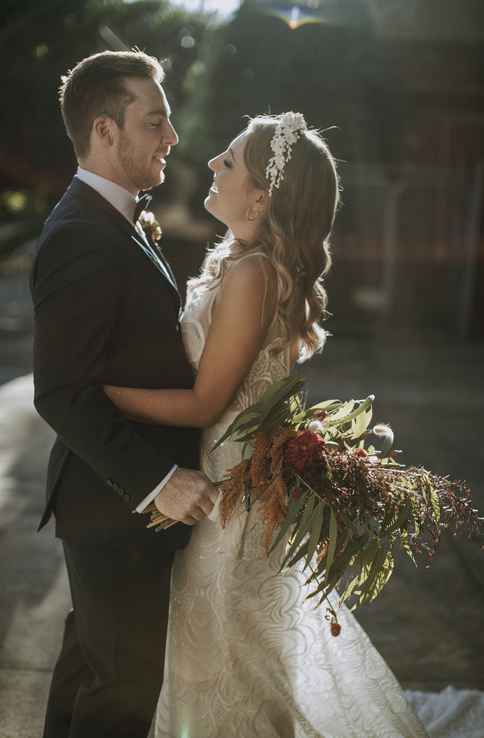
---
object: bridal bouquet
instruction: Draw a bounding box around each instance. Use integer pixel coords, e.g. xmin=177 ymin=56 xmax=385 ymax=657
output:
xmin=146 ymin=375 xmax=482 ymax=634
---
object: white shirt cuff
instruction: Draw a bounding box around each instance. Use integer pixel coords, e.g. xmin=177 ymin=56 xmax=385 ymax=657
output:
xmin=134 ymin=465 xmax=178 ymax=513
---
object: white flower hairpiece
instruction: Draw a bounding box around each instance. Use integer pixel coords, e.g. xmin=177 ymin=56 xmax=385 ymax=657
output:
xmin=265 ymin=112 xmax=307 ymax=196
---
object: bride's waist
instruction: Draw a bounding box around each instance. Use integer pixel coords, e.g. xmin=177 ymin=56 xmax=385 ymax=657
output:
xmin=201 ymin=407 xmax=241 ymax=443
xmin=200 ymin=410 xmax=246 ymax=479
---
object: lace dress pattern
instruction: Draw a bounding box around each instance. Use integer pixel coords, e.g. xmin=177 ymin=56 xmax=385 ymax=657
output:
xmin=155 ymin=259 xmax=429 ymax=738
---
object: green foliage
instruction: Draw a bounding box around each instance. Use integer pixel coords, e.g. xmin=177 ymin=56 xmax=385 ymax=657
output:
xmin=212 ymin=373 xmax=304 ymax=449
xmin=217 ymin=374 xmax=482 ymax=621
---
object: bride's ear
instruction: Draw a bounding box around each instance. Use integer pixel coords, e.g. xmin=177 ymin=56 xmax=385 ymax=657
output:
xmin=256 ymin=189 xmax=268 ymax=206
xmin=250 ymin=188 xmax=269 ymax=218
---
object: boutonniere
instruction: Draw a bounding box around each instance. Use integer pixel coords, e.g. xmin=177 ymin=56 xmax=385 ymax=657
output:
xmin=139 ymin=210 xmax=162 ymax=243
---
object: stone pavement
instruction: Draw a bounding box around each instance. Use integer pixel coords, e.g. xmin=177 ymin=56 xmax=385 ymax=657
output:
xmin=0 ymin=338 xmax=483 ymax=737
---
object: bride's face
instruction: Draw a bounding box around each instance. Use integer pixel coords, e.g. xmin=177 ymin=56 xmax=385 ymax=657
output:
xmin=205 ymin=132 xmax=261 ymax=236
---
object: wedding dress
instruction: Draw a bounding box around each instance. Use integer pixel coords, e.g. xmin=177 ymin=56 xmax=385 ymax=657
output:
xmin=155 ymin=254 xmax=429 ymax=738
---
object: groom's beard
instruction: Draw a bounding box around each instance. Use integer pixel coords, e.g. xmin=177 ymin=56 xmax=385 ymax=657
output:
xmin=117 ymin=134 xmax=164 ymax=191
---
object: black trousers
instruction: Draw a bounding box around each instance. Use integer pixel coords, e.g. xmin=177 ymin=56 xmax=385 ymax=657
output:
xmin=42 ymin=537 xmax=174 ymax=738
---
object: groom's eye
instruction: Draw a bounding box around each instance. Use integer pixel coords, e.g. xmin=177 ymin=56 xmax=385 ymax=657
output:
xmin=223 ymin=159 xmax=233 ymax=169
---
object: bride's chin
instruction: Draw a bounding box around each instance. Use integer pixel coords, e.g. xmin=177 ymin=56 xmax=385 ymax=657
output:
xmin=204 ymin=198 xmax=224 ymax=222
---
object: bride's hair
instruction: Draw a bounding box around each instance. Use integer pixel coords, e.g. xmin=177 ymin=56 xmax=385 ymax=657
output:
xmin=189 ymin=114 xmax=341 ymax=361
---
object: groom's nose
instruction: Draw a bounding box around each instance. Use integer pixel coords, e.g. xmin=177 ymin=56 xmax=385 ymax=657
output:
xmin=163 ymin=118 xmax=179 ymax=146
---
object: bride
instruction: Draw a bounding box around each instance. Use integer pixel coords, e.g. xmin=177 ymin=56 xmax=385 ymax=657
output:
xmin=105 ymin=112 xmax=428 ymax=737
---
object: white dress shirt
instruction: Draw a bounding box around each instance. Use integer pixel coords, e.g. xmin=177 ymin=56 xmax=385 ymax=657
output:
xmin=75 ymin=167 xmax=177 ymax=512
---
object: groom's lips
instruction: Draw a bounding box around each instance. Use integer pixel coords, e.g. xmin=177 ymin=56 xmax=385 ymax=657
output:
xmin=154 ymin=149 xmax=169 ymax=164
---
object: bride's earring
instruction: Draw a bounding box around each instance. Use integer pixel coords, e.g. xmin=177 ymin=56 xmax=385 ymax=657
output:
xmin=247 ymin=208 xmax=257 ymax=222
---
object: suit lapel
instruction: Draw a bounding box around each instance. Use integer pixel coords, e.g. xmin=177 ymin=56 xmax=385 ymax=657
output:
xmin=133 ymin=223 xmax=179 ymax=294
xmin=67 ymin=178 xmax=181 ymax=302
xmin=150 ymin=238 xmax=178 ymax=289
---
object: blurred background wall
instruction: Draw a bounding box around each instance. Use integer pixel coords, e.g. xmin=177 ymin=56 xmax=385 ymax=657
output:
xmin=1 ymin=0 xmax=484 ymax=348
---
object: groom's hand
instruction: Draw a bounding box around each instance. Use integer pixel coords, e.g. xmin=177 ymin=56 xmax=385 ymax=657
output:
xmin=154 ymin=468 xmax=217 ymax=525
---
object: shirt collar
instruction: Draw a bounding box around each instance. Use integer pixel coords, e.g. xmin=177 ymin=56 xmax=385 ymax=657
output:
xmin=75 ymin=167 xmax=137 ymax=224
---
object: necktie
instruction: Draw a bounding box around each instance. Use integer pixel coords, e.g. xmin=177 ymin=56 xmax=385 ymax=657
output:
xmin=133 ymin=193 xmax=152 ymax=223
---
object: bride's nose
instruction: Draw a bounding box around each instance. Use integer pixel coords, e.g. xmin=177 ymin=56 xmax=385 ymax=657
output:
xmin=208 ymin=154 xmax=220 ymax=172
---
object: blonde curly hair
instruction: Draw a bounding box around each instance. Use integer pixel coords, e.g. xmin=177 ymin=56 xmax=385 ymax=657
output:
xmin=189 ymin=113 xmax=341 ymax=362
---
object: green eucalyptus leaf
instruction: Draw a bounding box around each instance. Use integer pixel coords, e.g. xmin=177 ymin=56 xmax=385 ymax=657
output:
xmin=351 ymin=406 xmax=373 ymax=440
xmin=358 ymin=546 xmax=387 ymax=604
xmin=268 ymin=489 xmax=309 ymax=554
xmin=359 ymin=548 xmax=394 ymax=606
xmin=324 ymin=396 xmax=375 ymax=429
xmin=325 ymin=508 xmax=338 ymax=578
xmin=281 ymin=496 xmax=316 ymax=569
xmin=305 ymin=501 xmax=326 ymax=570
xmin=340 ymin=571 xmax=363 ymax=604
xmin=211 ymin=374 xmax=304 ymax=451
xmin=306 ymin=536 xmax=364 ymax=600
xmin=287 ymin=539 xmax=311 ymax=568
xmin=310 ymin=399 xmax=343 ymax=410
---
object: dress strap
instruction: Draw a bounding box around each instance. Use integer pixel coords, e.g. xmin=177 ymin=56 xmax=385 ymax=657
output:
xmin=228 ymin=251 xmax=271 ymax=266
xmin=228 ymin=252 xmax=275 ymax=330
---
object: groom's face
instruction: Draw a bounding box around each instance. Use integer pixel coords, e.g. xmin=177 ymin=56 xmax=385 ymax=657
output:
xmin=113 ymin=77 xmax=178 ymax=193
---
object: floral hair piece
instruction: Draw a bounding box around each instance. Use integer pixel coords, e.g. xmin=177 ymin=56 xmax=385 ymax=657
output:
xmin=265 ymin=112 xmax=307 ymax=196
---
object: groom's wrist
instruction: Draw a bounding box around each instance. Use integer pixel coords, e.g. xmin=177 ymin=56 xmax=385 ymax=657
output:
xmin=133 ymin=465 xmax=178 ymax=513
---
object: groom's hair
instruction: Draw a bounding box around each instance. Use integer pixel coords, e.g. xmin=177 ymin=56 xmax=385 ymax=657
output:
xmin=59 ymin=49 xmax=165 ymax=159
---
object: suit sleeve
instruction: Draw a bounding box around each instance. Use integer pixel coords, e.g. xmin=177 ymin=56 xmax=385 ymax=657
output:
xmin=31 ymin=223 xmax=175 ymax=509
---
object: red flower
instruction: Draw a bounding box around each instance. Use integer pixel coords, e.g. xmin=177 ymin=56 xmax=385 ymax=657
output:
xmin=354 ymin=448 xmax=368 ymax=459
xmin=292 ymin=487 xmax=302 ymax=500
xmin=285 ymin=430 xmax=326 ymax=473
xmin=330 ymin=622 xmax=341 ymax=637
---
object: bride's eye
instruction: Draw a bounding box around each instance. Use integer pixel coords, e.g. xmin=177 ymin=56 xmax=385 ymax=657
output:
xmin=223 ymin=159 xmax=233 ymax=169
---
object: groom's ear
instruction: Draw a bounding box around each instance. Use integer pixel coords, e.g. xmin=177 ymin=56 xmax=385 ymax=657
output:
xmin=93 ymin=116 xmax=115 ymax=148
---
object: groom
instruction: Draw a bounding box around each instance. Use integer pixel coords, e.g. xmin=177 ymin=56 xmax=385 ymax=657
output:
xmin=30 ymin=50 xmax=216 ymax=738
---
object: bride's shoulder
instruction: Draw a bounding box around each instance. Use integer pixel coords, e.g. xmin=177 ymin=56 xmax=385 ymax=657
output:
xmin=186 ymin=251 xmax=276 ymax=322
xmin=223 ymin=252 xmax=273 ymax=293
xmin=226 ymin=251 xmax=274 ymax=282
xmin=218 ymin=253 xmax=277 ymax=330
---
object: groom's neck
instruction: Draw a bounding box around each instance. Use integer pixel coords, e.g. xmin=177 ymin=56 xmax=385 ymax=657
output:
xmin=78 ymin=156 xmax=139 ymax=197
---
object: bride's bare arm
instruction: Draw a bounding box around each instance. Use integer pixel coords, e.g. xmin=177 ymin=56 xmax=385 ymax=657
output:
xmin=104 ymin=257 xmax=275 ymax=427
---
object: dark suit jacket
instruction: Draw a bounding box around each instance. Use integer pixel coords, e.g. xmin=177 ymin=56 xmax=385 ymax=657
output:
xmin=30 ymin=177 xmax=200 ymax=546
